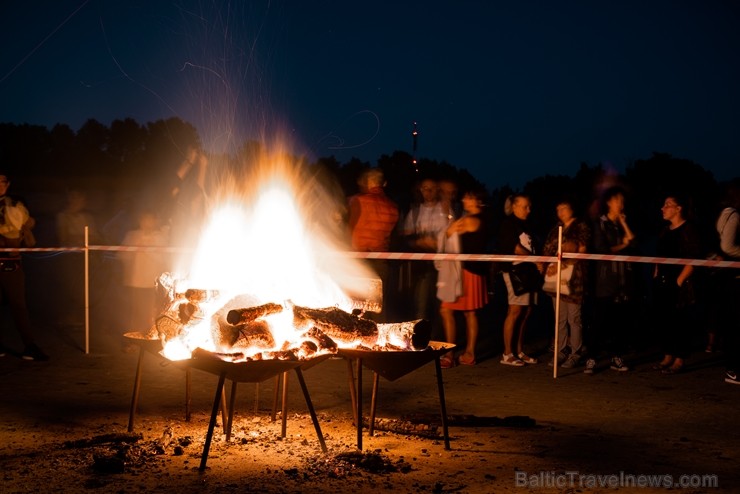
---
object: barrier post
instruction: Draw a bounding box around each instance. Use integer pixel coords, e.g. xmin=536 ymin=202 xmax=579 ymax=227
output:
xmin=553 ymin=226 xmax=562 ymax=379
xmin=84 ymin=226 xmax=90 ymax=354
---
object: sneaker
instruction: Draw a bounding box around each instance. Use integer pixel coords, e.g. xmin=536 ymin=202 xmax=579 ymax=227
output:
xmin=610 ymin=356 xmax=629 ymax=372
xmin=583 ymin=358 xmax=596 ymax=374
xmin=547 ymin=352 xmax=567 ymax=367
xmin=725 ymin=371 xmax=739 ymax=385
xmin=561 ymin=354 xmax=580 ymax=369
xmin=21 ymin=344 xmax=49 ymax=362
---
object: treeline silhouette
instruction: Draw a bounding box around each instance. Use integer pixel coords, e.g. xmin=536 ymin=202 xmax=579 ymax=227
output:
xmin=0 ymin=117 xmax=731 ymax=251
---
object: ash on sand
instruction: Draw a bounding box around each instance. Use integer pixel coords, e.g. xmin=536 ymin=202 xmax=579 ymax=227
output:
xmin=3 ymin=324 xmax=740 ymax=493
xmin=1 ymin=412 xmax=447 ymax=494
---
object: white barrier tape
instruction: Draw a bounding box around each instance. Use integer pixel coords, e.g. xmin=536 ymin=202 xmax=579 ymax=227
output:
xmin=562 ymin=252 xmax=740 ymax=268
xmin=1 ymin=246 xmax=738 ymax=268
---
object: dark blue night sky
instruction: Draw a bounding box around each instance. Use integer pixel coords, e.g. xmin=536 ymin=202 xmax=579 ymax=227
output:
xmin=2 ymin=0 xmax=738 ymax=188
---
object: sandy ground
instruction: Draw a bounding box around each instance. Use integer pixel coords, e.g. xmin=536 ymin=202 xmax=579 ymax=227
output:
xmin=1 ymin=314 xmax=740 ymax=494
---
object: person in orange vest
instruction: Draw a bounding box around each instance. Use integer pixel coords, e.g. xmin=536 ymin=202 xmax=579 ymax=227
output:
xmin=348 ymin=168 xmax=399 ymax=321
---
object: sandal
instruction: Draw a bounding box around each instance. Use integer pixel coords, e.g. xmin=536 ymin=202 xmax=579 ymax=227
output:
xmin=653 ymin=357 xmax=674 ymax=371
xmin=500 ymin=353 xmax=524 ymax=366
xmin=440 ymin=355 xmax=456 ymax=369
xmin=517 ymin=352 xmax=538 ymax=365
xmin=662 ymin=363 xmax=684 ymax=375
xmin=458 ymin=354 xmax=476 ymax=366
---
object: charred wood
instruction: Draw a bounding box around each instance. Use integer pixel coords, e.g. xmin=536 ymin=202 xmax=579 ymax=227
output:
xmin=303 ymin=327 xmax=337 ymax=352
xmin=230 ymin=320 xmax=276 ymax=349
xmin=63 ymin=432 xmax=143 ymax=449
xmin=362 ymin=417 xmax=440 ymax=438
xmin=293 ymin=306 xmax=378 ymax=345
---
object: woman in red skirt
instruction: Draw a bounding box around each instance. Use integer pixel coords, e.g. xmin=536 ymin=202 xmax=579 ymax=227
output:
xmin=439 ymin=188 xmax=489 ymax=367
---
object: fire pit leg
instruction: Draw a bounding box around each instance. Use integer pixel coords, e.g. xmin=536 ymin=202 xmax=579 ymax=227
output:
xmin=369 ymin=372 xmax=380 ymax=436
xmin=185 ymin=368 xmax=192 ymax=422
xmin=226 ymin=380 xmax=238 ymax=441
xmin=220 ymin=383 xmax=228 ymax=428
xmin=346 ymin=358 xmax=358 ymax=426
xmin=434 ymin=356 xmax=451 ymax=450
xmin=199 ymin=371 xmax=227 ymax=471
xmin=127 ymin=347 xmax=145 ymax=433
xmin=281 ymin=372 xmax=289 ymax=438
xmin=270 ymin=374 xmax=280 ymax=422
xmin=254 ymin=382 xmax=260 ymax=413
xmin=356 ymin=358 xmax=363 ymax=450
xmin=294 ymin=367 xmax=327 ymax=453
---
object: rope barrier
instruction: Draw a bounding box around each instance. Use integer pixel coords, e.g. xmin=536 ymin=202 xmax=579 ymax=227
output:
xmin=2 ymin=246 xmax=739 ymax=267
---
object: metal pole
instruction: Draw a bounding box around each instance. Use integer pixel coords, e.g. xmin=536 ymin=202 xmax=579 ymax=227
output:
xmin=84 ymin=226 xmax=90 ymax=354
xmin=553 ymin=226 xmax=563 ymax=379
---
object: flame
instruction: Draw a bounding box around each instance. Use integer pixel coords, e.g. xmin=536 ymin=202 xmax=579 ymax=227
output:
xmin=160 ymin=156 xmax=376 ymax=360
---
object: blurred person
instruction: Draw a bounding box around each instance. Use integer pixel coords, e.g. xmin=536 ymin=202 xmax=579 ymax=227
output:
xmin=439 ymin=178 xmax=463 ymax=221
xmin=118 ymin=208 xmax=170 ymax=341
xmin=0 ymin=171 xmax=49 ymax=361
xmin=652 ymin=194 xmax=702 ymax=374
xmin=55 ymin=189 xmax=104 ymax=327
xmin=401 ymin=178 xmax=448 ymax=322
xmin=168 ymin=146 xmax=209 ymax=249
xmin=712 ymin=180 xmax=740 ymax=384
xmin=585 ymin=186 xmax=636 ymax=374
xmin=347 ymin=168 xmax=399 ymax=322
xmin=498 ymin=194 xmax=540 ymax=366
xmin=56 ymin=189 xmax=104 ymax=247
xmin=542 ymin=198 xmax=590 ymax=368
xmin=437 ymin=188 xmax=489 ymax=368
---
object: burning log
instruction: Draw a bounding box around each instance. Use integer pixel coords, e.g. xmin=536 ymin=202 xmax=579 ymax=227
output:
xmin=302 ymin=327 xmax=338 ymax=352
xmin=226 ymin=302 xmax=283 ymax=325
xmin=292 ymin=305 xmax=378 ymax=346
xmin=377 ymin=319 xmax=432 ymax=350
xmin=229 ymin=320 xmax=276 ymax=349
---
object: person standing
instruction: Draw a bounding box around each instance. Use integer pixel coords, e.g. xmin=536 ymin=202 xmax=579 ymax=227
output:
xmin=586 ymin=186 xmax=635 ymax=374
xmin=498 ymin=194 xmax=539 ymax=366
xmin=401 ymin=178 xmax=449 ymax=322
xmin=652 ymin=194 xmax=702 ymax=374
xmin=0 ymin=172 xmax=49 ymax=361
xmin=542 ymin=199 xmax=590 ymax=368
xmin=438 ymin=188 xmax=489 ymax=367
xmin=348 ymin=168 xmax=399 ymax=322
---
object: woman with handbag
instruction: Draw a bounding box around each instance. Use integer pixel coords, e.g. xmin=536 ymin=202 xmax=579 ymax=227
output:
xmin=652 ymin=194 xmax=702 ymax=374
xmin=437 ymin=188 xmax=489 ymax=368
xmin=542 ymin=199 xmax=590 ymax=368
xmin=498 ymin=194 xmax=540 ymax=366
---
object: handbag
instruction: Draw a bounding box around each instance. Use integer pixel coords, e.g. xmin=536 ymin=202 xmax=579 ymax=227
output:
xmin=542 ymin=262 xmax=574 ymax=295
xmin=508 ymin=262 xmax=542 ymax=296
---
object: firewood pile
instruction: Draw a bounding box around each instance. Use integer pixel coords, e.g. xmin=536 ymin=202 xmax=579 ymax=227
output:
xmin=137 ymin=273 xmax=431 ymax=362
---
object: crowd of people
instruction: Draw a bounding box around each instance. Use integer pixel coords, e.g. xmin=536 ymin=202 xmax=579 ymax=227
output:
xmin=1 ymin=161 xmax=738 ymax=390
xmin=346 ymin=169 xmax=740 ymax=386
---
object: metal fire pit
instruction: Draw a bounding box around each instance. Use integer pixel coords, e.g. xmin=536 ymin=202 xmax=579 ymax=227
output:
xmin=123 ymin=332 xmax=329 ymax=470
xmin=189 ymin=348 xmax=330 ymax=470
xmin=338 ymin=341 xmax=456 ymax=450
xmin=124 ymin=331 xmax=205 ymax=433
